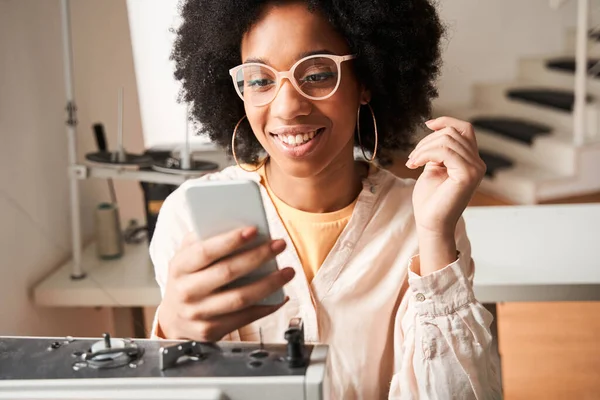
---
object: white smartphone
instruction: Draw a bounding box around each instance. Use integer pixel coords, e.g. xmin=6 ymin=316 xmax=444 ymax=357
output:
xmin=184 ymin=179 xmax=285 ymax=306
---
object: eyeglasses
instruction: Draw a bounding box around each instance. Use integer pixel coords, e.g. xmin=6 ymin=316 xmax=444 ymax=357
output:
xmin=229 ymin=54 xmax=356 ymax=107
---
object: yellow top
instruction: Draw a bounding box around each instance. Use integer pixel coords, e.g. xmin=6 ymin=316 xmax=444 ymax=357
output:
xmin=257 ymin=166 xmax=357 ymax=283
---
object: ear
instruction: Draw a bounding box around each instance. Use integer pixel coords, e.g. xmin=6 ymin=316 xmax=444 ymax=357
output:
xmin=359 ymin=86 xmax=371 ymax=105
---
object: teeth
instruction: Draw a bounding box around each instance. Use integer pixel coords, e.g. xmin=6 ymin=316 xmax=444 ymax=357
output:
xmin=277 ymin=129 xmax=320 ymax=146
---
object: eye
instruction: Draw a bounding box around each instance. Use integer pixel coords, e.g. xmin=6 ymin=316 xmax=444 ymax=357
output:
xmin=248 ymin=79 xmax=275 ymax=87
xmin=302 ymin=72 xmax=336 ymax=83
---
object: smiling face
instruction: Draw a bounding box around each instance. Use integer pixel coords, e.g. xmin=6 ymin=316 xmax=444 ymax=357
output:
xmin=240 ymin=2 xmax=368 ymax=177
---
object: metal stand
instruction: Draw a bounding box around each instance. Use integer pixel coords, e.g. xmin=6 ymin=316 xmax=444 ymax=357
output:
xmin=60 ymin=0 xmax=85 ymax=280
xmin=151 ymin=106 xmax=219 ymax=175
xmin=180 ymin=105 xmax=191 ymax=170
xmin=59 ymin=1 xmax=219 ymax=280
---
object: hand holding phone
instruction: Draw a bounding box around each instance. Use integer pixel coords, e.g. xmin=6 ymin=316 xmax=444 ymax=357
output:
xmin=157 ymin=180 xmax=294 ymax=341
xmin=157 ymin=226 xmax=295 ymax=341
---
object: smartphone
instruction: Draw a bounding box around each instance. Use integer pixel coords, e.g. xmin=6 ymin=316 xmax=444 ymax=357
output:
xmin=184 ymin=179 xmax=285 ymax=306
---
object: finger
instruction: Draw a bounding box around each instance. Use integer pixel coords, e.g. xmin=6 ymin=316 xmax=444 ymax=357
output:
xmin=407 ymin=143 xmax=484 ymax=182
xmin=190 ymin=267 xmax=295 ymax=319
xmin=210 ymin=300 xmax=290 ymax=339
xmin=180 ymin=231 xmax=199 ymax=248
xmin=412 ymin=127 xmax=477 ymax=156
xmin=408 ymin=135 xmax=476 ymax=169
xmin=170 ymin=226 xmax=258 ymax=276
xmin=177 ymin=299 xmax=290 ymax=342
xmin=425 ymin=116 xmax=478 ymax=145
xmin=180 ymin=239 xmax=287 ymax=300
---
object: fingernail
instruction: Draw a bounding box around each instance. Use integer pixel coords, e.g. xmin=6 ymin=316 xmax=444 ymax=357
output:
xmin=241 ymin=227 xmax=257 ymax=239
xmin=425 ymin=118 xmax=436 ymax=125
xmin=281 ymin=267 xmax=295 ymax=280
xmin=271 ymin=239 xmax=286 ymax=253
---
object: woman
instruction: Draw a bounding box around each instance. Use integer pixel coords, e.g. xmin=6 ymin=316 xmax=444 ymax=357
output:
xmin=149 ymin=0 xmax=501 ymax=398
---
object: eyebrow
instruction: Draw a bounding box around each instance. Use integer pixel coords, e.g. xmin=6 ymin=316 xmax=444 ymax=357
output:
xmin=243 ymin=49 xmax=336 ymax=65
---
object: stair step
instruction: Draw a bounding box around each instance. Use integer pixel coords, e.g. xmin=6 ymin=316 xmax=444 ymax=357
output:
xmin=437 ymin=106 xmax=577 ymax=175
xmin=479 ymin=149 xmax=513 ymax=178
xmin=479 ymin=162 xmax=568 ymax=204
xmin=506 ymin=88 xmax=592 ymax=112
xmin=471 ymin=117 xmax=552 ymax=145
xmin=474 ymin=83 xmax=578 ymax=133
xmin=546 ymin=57 xmax=600 ymax=77
xmin=519 ymin=56 xmax=600 ymax=98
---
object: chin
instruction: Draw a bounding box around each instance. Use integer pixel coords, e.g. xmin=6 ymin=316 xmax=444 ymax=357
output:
xmin=269 ymin=156 xmax=329 ymax=178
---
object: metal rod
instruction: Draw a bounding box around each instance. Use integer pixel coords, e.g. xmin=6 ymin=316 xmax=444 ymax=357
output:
xmin=60 ymin=0 xmax=85 ymax=280
xmin=574 ymin=0 xmax=590 ymax=146
xmin=117 ymin=87 xmax=126 ymax=163
xmin=108 ymin=179 xmax=117 ymax=204
xmin=103 ymin=333 xmax=112 ymax=349
xmin=181 ymin=104 xmax=191 ymax=170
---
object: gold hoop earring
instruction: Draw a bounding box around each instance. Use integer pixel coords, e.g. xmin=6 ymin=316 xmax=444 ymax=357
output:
xmin=231 ymin=115 xmax=267 ymax=173
xmin=356 ymin=103 xmax=378 ymax=162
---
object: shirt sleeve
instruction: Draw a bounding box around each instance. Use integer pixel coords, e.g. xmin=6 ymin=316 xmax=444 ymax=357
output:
xmin=388 ymin=217 xmax=503 ymax=399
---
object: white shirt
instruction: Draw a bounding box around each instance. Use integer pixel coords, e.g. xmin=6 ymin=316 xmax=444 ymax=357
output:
xmin=149 ymin=165 xmax=502 ymax=399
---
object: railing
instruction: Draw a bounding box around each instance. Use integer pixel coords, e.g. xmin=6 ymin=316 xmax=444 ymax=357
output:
xmin=574 ymin=0 xmax=589 ymax=146
xmin=552 ymin=0 xmax=591 ymax=146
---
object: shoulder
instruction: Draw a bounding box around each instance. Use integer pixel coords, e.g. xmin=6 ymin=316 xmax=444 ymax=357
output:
xmin=179 ymin=164 xmax=259 ymax=188
xmin=164 ymin=165 xmax=260 ymax=208
xmin=358 ymin=167 xmax=417 ymax=231
xmin=370 ymin=166 xmax=416 ymax=204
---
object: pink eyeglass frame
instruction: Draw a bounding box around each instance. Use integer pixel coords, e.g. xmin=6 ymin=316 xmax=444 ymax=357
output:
xmin=229 ymin=54 xmax=356 ymax=106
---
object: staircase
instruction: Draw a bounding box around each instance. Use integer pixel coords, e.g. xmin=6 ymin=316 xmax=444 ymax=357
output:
xmin=437 ymin=28 xmax=600 ymax=204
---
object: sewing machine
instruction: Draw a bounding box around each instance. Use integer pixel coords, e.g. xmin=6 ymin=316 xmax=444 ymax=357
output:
xmin=0 ymin=319 xmax=329 ymax=400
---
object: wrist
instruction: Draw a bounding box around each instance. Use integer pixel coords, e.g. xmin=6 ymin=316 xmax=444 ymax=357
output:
xmin=417 ymin=230 xmax=455 ymax=245
xmin=156 ymin=306 xmax=172 ymax=339
xmin=416 ymin=233 xmax=457 ymax=276
xmin=416 ymin=222 xmax=455 ymax=240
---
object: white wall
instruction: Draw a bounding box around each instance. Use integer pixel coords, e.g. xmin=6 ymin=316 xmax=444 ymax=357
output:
xmin=0 ymin=0 xmax=112 ymax=336
xmin=126 ymin=0 xmax=188 ymax=149
xmin=436 ymin=0 xmax=577 ymax=108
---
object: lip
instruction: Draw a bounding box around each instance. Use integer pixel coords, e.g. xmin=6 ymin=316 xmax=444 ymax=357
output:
xmin=269 ymin=127 xmax=326 ymax=159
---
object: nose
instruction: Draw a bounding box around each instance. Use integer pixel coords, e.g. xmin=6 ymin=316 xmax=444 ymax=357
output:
xmin=269 ymin=79 xmax=312 ymax=120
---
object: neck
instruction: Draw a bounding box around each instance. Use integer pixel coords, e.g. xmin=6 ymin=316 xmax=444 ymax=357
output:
xmin=265 ymin=150 xmax=366 ymax=213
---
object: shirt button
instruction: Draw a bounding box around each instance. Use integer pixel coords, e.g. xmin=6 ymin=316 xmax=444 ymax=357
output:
xmin=415 ymin=293 xmax=426 ymax=302
xmin=370 ymin=185 xmax=376 ymax=194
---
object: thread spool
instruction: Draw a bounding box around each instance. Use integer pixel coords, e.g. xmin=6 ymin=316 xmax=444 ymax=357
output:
xmin=95 ymin=203 xmax=124 ymax=260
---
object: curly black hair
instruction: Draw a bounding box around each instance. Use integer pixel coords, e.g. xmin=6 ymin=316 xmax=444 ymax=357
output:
xmin=171 ymin=0 xmax=445 ymax=164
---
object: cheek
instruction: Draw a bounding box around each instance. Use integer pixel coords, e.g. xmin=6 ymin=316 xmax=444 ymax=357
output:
xmin=326 ymin=90 xmax=360 ymax=141
xmin=245 ymin=106 xmax=268 ymax=143
xmin=329 ymin=107 xmax=356 ymax=140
